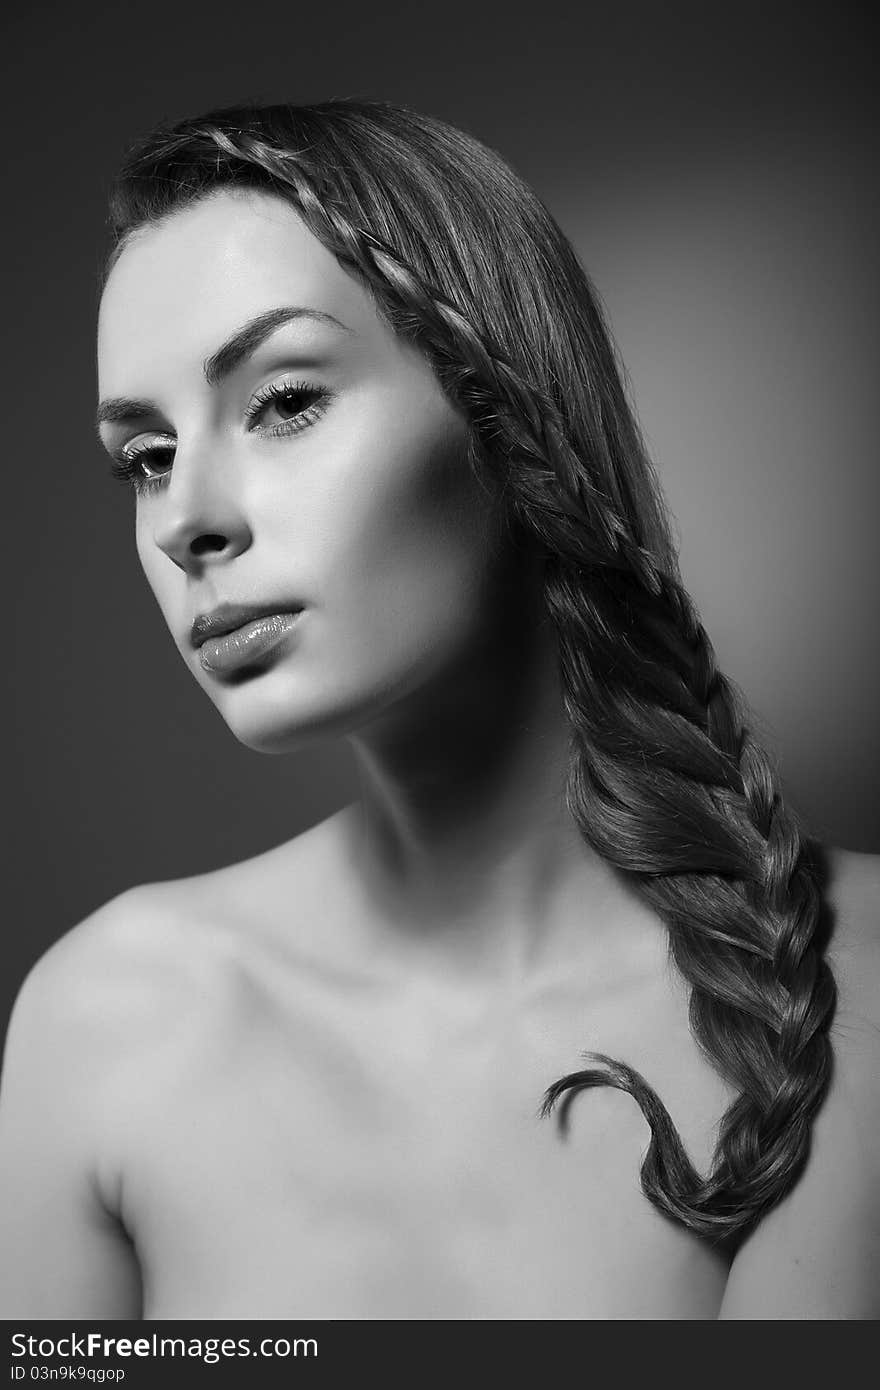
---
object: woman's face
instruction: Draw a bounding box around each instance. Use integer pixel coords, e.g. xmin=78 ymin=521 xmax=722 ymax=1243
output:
xmin=97 ymin=190 xmax=525 ymax=754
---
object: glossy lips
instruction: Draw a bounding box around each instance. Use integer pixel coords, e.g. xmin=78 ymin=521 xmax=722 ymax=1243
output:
xmin=191 ymin=604 xmax=304 ymax=674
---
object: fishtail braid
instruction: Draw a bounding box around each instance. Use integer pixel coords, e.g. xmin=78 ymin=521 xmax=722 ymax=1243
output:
xmin=542 ymin=554 xmax=836 ymax=1242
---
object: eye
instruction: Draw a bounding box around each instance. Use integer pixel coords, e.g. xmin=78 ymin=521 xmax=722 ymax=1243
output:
xmin=108 ymin=436 xmax=175 ymax=495
xmin=105 ymin=379 xmax=332 ymax=497
xmin=246 ymin=379 xmax=331 ymax=438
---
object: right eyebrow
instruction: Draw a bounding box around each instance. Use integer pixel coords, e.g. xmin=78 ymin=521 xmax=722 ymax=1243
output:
xmin=95 ymin=305 xmax=351 ymax=435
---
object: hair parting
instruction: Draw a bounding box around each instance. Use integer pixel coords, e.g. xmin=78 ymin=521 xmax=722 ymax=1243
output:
xmin=103 ymin=97 xmax=837 ymax=1252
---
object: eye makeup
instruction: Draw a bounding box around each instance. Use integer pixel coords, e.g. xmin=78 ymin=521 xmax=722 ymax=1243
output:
xmin=107 ymin=378 xmax=333 ymax=496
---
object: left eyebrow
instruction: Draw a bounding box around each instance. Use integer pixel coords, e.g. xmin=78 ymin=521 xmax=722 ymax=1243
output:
xmin=96 ymin=305 xmax=351 ymax=434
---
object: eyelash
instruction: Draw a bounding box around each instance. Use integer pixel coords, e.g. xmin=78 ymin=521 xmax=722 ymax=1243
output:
xmin=108 ymin=379 xmax=332 ymax=497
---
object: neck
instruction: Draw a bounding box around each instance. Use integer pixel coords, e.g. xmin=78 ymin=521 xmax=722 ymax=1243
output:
xmin=339 ymin=584 xmax=620 ymax=985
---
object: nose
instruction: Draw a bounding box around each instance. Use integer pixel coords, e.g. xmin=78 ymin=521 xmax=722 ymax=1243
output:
xmin=150 ymin=442 xmax=252 ymax=571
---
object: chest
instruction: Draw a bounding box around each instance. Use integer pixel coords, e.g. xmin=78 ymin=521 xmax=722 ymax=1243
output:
xmin=115 ymin=972 xmax=734 ymax=1318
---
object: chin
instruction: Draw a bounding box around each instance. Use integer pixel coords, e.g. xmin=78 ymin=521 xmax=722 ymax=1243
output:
xmin=229 ymin=719 xmax=335 ymax=756
xmin=207 ymin=672 xmax=384 ymax=756
xmin=219 ymin=702 xmax=352 ymax=756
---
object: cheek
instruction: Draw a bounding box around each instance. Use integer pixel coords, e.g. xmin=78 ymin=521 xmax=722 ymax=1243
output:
xmin=307 ymin=423 xmax=499 ymax=671
xmin=366 ymin=499 xmax=492 ymax=657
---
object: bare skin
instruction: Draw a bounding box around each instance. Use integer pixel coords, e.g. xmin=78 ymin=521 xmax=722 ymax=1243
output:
xmin=1 ymin=824 xmax=877 ymax=1319
xmin=1 ymin=190 xmax=878 ymax=1319
xmin=1 ymin=812 xmax=740 ymax=1320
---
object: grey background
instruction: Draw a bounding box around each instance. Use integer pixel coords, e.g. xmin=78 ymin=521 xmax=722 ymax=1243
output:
xmin=3 ymin=0 xmax=878 ymax=1040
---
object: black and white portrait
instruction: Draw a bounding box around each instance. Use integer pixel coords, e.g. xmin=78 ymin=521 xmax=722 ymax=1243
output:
xmin=1 ymin=0 xmax=878 ymax=1328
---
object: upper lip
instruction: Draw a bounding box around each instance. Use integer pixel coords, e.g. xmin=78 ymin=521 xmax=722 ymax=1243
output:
xmin=190 ymin=602 xmax=303 ymax=649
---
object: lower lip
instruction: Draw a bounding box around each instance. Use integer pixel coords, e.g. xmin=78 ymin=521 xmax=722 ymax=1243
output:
xmin=198 ymin=611 xmax=303 ymax=674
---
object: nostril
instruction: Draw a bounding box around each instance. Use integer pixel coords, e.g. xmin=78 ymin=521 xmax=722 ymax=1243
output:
xmin=190 ymin=533 xmax=228 ymax=556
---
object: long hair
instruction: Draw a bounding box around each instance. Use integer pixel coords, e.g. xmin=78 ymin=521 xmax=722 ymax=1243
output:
xmin=102 ymin=98 xmax=837 ymax=1251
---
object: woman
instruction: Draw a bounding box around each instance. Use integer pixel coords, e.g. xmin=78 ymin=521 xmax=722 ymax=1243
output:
xmin=0 ymin=98 xmax=878 ymax=1321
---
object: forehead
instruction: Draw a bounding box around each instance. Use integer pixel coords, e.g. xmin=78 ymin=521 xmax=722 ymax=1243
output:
xmin=97 ymin=190 xmax=379 ymax=386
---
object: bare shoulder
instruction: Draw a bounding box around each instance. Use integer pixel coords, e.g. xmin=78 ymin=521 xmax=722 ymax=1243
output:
xmin=824 ymin=845 xmax=880 ymax=1008
xmin=822 ymin=843 xmax=880 ymax=1117
xmin=719 ymin=843 xmax=880 ymax=1319
xmin=12 ymin=805 xmax=353 ymax=1020
xmin=13 ymin=802 xmax=351 ymax=1030
xmin=10 ymin=879 xmax=209 ymax=1020
xmin=0 ymin=817 xmax=355 ymax=1319
xmin=1 ymin=884 xmax=216 ymax=1122
xmin=0 ymin=876 xmax=246 ymax=1319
